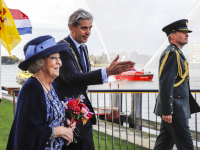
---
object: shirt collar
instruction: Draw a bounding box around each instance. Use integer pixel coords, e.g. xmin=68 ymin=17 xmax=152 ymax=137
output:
xmin=69 ymin=35 xmax=83 ymax=50
xmin=177 ymin=46 xmax=182 ymax=50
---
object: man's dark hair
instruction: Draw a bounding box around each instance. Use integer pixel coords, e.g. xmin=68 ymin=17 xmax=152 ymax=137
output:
xmin=68 ymin=9 xmax=93 ymax=28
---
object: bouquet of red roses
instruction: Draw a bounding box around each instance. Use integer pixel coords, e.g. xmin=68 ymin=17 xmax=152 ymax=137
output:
xmin=62 ymin=95 xmax=94 ymax=125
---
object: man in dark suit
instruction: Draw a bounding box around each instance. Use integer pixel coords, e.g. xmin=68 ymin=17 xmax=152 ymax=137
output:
xmin=154 ymin=19 xmax=200 ymax=150
xmin=55 ymin=9 xmax=134 ymax=150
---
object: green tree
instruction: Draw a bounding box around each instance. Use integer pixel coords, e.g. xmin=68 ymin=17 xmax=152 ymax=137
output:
xmin=89 ymin=55 xmax=96 ymax=64
xmin=1 ymin=56 xmax=8 ymax=64
xmin=1 ymin=55 xmax=20 ymax=64
xmin=19 ymin=59 xmax=24 ymax=63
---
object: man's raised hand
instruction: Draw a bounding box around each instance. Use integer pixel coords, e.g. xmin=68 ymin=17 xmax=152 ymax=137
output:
xmin=106 ymin=55 xmax=135 ymax=76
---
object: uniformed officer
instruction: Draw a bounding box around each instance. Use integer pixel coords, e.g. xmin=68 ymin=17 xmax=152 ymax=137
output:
xmin=154 ymin=19 xmax=200 ymax=150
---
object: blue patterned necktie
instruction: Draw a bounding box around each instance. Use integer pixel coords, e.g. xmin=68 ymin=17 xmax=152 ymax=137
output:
xmin=79 ymin=45 xmax=87 ymax=104
xmin=79 ymin=45 xmax=87 ymax=73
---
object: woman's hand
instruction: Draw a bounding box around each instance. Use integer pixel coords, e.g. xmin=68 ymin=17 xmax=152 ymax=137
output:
xmin=66 ymin=118 xmax=76 ymax=131
xmin=53 ymin=126 xmax=73 ymax=146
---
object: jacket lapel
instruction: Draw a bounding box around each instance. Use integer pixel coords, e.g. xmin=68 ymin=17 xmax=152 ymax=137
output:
xmin=82 ymin=45 xmax=90 ymax=72
xmin=179 ymin=51 xmax=187 ymax=61
xmin=172 ymin=44 xmax=186 ymax=61
xmin=65 ymin=36 xmax=85 ymax=72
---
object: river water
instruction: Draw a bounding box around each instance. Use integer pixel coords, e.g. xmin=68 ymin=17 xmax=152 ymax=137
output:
xmin=1 ymin=65 xmax=200 ymax=132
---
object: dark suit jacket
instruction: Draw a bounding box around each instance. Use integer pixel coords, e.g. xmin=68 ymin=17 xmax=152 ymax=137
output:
xmin=55 ymin=35 xmax=103 ymax=125
xmin=154 ymin=43 xmax=200 ymax=119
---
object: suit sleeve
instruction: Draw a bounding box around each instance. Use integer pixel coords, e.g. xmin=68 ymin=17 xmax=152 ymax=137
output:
xmin=59 ymin=51 xmax=103 ymax=86
xmin=159 ymin=51 xmax=178 ymax=116
xmin=7 ymin=82 xmax=52 ymax=150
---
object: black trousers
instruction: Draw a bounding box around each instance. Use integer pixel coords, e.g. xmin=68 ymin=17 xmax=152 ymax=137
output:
xmin=154 ymin=119 xmax=193 ymax=150
xmin=63 ymin=119 xmax=95 ymax=150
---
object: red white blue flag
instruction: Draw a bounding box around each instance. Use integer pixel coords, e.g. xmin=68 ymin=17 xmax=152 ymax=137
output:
xmin=9 ymin=9 xmax=32 ymax=35
xmin=130 ymin=67 xmax=137 ymax=71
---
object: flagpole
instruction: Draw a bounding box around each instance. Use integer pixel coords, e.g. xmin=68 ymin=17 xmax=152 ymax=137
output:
xmin=0 ymin=39 xmax=2 ymax=103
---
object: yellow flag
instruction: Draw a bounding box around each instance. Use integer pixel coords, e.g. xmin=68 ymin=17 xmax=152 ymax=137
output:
xmin=0 ymin=0 xmax=21 ymax=55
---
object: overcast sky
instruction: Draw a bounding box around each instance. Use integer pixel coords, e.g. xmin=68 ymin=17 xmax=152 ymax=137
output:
xmin=2 ymin=0 xmax=200 ymax=61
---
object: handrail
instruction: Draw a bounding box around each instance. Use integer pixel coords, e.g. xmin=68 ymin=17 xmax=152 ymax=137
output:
xmin=88 ymin=89 xmax=200 ymax=93
xmin=2 ymin=87 xmax=200 ymax=93
xmin=13 ymin=89 xmax=20 ymax=93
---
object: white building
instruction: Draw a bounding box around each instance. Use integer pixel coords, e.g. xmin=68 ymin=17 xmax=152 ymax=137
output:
xmin=188 ymin=43 xmax=200 ymax=63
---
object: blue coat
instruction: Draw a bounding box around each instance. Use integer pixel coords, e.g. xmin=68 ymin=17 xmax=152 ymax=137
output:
xmin=6 ymin=77 xmax=57 ymax=150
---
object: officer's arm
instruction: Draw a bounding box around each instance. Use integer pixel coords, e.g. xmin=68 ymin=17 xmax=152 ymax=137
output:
xmin=159 ymin=50 xmax=178 ymax=116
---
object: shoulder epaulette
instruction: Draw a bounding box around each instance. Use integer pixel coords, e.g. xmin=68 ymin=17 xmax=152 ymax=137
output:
xmin=159 ymin=50 xmax=171 ymax=77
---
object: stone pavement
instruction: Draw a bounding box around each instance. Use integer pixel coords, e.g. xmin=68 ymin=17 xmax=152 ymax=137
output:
xmin=2 ymin=92 xmax=18 ymax=103
xmin=93 ymin=120 xmax=157 ymax=149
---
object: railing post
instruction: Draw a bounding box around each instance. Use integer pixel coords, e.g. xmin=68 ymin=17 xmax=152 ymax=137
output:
xmin=13 ymin=89 xmax=20 ymax=116
xmin=104 ymin=93 xmax=107 ymax=150
xmin=112 ymin=93 xmax=122 ymax=111
xmin=130 ymin=93 xmax=142 ymax=130
xmin=112 ymin=93 xmax=122 ymax=124
xmin=13 ymin=91 xmax=16 ymax=116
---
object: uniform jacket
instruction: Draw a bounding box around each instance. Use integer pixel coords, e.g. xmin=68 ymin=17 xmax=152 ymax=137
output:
xmin=6 ymin=77 xmax=55 ymax=150
xmin=154 ymin=43 xmax=200 ymax=119
xmin=55 ymin=35 xmax=103 ymax=125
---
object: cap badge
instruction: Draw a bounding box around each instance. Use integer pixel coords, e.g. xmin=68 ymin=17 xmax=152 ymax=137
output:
xmin=186 ymin=21 xmax=188 ymax=26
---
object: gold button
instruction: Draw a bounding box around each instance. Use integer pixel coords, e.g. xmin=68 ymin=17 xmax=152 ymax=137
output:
xmin=170 ymin=103 xmax=172 ymax=106
xmin=178 ymin=96 xmax=180 ymax=98
xmin=170 ymin=95 xmax=172 ymax=98
xmin=171 ymin=112 xmax=173 ymax=114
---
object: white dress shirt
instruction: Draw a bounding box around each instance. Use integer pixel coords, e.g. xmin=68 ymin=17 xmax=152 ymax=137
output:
xmin=69 ymin=35 xmax=108 ymax=83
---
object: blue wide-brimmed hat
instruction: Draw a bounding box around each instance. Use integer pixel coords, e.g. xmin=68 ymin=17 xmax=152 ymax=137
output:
xmin=18 ymin=35 xmax=69 ymax=71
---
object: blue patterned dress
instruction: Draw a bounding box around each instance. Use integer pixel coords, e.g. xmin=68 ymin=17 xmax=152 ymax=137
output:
xmin=44 ymin=84 xmax=65 ymax=150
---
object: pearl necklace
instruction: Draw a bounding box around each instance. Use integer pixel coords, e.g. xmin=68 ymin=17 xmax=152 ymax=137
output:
xmin=35 ymin=74 xmax=54 ymax=100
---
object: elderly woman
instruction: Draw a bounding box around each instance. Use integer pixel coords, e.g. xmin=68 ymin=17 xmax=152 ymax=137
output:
xmin=6 ymin=35 xmax=76 ymax=150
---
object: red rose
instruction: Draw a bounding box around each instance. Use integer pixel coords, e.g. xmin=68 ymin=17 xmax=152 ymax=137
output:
xmin=72 ymin=106 xmax=80 ymax=114
xmin=68 ymin=100 xmax=74 ymax=108
xmin=78 ymin=103 xmax=86 ymax=108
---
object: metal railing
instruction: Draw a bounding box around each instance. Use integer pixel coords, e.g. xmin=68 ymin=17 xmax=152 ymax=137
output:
xmin=88 ymin=89 xmax=200 ymax=150
xmin=11 ymin=89 xmax=200 ymax=150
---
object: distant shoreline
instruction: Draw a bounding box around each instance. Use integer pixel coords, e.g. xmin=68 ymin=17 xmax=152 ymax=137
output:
xmin=93 ymin=64 xmax=109 ymax=67
xmin=1 ymin=64 xmax=18 ymax=65
xmin=1 ymin=63 xmax=200 ymax=69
